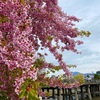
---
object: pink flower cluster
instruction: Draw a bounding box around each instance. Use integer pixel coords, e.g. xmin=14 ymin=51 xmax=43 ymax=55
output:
xmin=0 ymin=0 xmax=84 ymax=99
xmin=0 ymin=0 xmax=36 ymax=97
xmin=48 ymin=77 xmax=80 ymax=89
xmin=14 ymin=68 xmax=38 ymax=95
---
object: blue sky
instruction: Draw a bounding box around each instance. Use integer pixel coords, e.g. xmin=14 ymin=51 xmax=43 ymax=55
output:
xmin=43 ymin=0 xmax=100 ymax=75
xmin=59 ymin=0 xmax=100 ymax=74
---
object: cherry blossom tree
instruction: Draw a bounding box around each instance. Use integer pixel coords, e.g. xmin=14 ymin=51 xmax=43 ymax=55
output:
xmin=0 ymin=0 xmax=90 ymax=99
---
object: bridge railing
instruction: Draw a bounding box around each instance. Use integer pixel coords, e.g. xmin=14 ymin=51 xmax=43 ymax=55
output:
xmin=41 ymin=83 xmax=100 ymax=100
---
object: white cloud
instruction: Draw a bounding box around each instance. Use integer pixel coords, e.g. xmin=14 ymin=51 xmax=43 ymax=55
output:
xmin=76 ymin=63 xmax=100 ymax=73
xmin=41 ymin=1 xmax=100 ymax=75
xmin=58 ymin=0 xmax=100 ymax=74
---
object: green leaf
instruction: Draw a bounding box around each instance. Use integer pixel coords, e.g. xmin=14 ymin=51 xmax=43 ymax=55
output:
xmin=19 ymin=89 xmax=26 ymax=98
xmin=47 ymin=36 xmax=53 ymax=41
xmin=27 ymin=92 xmax=33 ymax=100
xmin=0 ymin=16 xmax=8 ymax=24
xmin=2 ymin=17 xmax=8 ymax=22
xmin=20 ymin=0 xmax=25 ymax=4
xmin=2 ymin=0 xmax=6 ymax=2
xmin=79 ymin=30 xmax=91 ymax=37
xmin=53 ymin=66 xmax=61 ymax=71
xmin=30 ymin=89 xmax=38 ymax=96
xmin=27 ymin=90 xmax=39 ymax=100
xmin=50 ymin=69 xmax=55 ymax=73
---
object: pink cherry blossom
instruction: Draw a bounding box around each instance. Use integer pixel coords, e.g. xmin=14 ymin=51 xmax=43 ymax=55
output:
xmin=0 ymin=0 xmax=85 ymax=99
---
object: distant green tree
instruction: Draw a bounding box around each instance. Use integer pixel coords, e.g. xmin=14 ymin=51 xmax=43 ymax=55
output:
xmin=74 ymin=74 xmax=85 ymax=84
xmin=96 ymin=71 xmax=100 ymax=76
xmin=94 ymin=74 xmax=100 ymax=80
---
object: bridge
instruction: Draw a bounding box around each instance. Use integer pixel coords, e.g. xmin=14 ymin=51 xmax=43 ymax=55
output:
xmin=40 ymin=82 xmax=100 ymax=100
